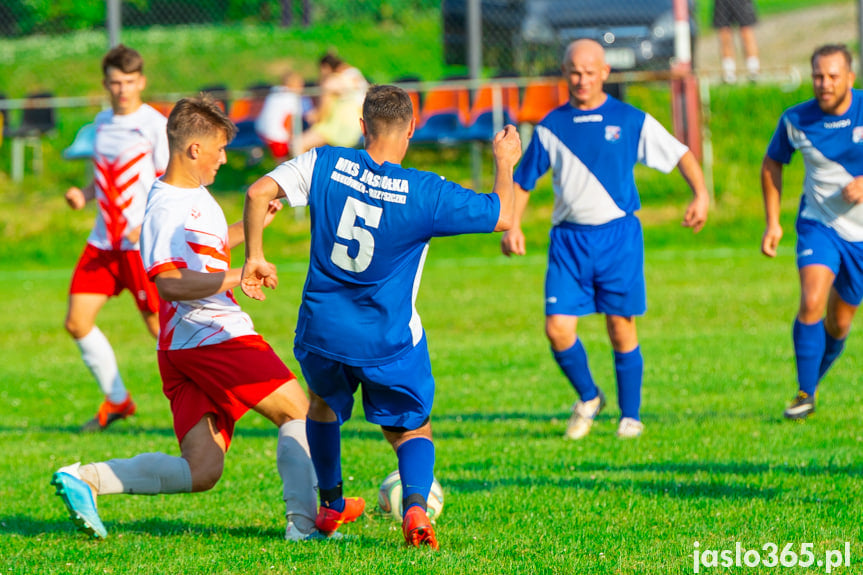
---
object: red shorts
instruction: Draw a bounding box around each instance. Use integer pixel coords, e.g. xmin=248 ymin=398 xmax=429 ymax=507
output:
xmin=157 ymin=335 xmax=296 ymax=449
xmin=261 ymin=137 xmax=290 ymax=159
xmin=69 ymin=244 xmax=160 ymax=313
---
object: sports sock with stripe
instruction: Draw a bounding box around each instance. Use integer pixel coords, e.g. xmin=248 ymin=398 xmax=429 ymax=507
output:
xmin=396 ymin=437 xmax=435 ymax=514
xmin=306 ymin=418 xmax=344 ymax=511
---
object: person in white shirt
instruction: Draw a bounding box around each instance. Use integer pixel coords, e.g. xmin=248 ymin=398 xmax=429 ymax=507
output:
xmin=255 ymin=70 xmax=306 ymax=159
xmin=51 ymin=94 xmax=326 ymax=542
xmin=63 ymin=44 xmax=169 ymax=432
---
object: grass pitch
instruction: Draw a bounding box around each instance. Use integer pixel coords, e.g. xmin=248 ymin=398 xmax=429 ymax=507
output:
xmin=2 ymin=225 xmax=862 ymax=573
xmin=1 ymin=4 xmax=861 ymax=570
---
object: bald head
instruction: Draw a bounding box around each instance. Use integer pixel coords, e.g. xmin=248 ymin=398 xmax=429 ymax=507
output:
xmin=564 ymin=39 xmax=606 ymax=67
xmin=562 ymin=39 xmax=610 ymax=109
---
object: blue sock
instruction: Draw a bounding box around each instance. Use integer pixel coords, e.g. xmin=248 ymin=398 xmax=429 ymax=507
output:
xmin=306 ymin=418 xmax=344 ymax=511
xmin=552 ymin=339 xmax=598 ymax=401
xmin=793 ymin=318 xmax=825 ymax=396
xmin=615 ymin=346 xmax=643 ymax=420
xmin=818 ymin=329 xmax=846 ymax=381
xmin=396 ymin=437 xmax=435 ymax=515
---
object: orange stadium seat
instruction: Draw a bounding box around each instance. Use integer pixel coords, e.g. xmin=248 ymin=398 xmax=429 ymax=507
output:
xmin=394 ymin=76 xmax=423 ymax=127
xmin=149 ymin=101 xmax=174 ymax=118
xmin=411 ymin=79 xmax=470 ymax=145
xmin=458 ymin=81 xmax=519 ymax=141
xmin=518 ymin=79 xmax=568 ymax=125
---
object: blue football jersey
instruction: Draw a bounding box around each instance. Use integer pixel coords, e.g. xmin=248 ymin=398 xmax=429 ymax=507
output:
xmin=267 ymin=146 xmax=500 ymax=365
xmin=515 ymin=95 xmax=687 ymax=226
xmin=766 ymin=89 xmax=863 ymax=241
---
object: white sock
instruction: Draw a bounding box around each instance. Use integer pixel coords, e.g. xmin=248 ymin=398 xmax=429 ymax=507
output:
xmin=76 ymin=326 xmax=128 ymax=404
xmin=80 ymin=453 xmax=192 ymax=495
xmin=746 ymin=56 xmax=761 ymax=75
xmin=278 ymin=420 xmax=318 ymax=533
xmin=721 ymin=58 xmax=737 ymax=82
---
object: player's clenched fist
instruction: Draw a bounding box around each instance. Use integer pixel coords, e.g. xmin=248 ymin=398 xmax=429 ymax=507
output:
xmin=493 ymin=124 xmax=522 ymax=168
xmin=65 ymin=187 xmax=87 ymax=210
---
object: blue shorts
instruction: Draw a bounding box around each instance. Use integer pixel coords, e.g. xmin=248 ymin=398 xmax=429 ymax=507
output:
xmin=546 ymin=216 xmax=646 ymax=317
xmin=796 ymin=217 xmax=863 ymax=306
xmin=294 ymin=335 xmax=434 ymax=430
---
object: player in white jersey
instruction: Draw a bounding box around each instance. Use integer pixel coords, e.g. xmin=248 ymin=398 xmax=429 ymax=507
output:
xmin=242 ymin=85 xmax=522 ymax=549
xmin=64 ymin=45 xmax=169 ymax=432
xmin=762 ymin=44 xmax=863 ymax=420
xmin=501 ymin=39 xmax=710 ymax=440
xmin=51 ymin=95 xmax=326 ymax=542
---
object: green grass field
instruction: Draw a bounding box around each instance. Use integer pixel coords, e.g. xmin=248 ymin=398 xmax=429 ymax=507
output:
xmin=2 ymin=3 xmax=862 ymax=572
xmin=3 ymin=222 xmax=863 ymax=574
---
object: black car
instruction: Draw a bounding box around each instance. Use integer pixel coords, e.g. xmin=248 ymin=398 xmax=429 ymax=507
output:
xmin=443 ymin=0 xmax=696 ymax=74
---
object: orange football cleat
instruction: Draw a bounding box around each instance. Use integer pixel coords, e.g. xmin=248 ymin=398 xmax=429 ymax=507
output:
xmin=80 ymin=396 xmax=137 ymax=432
xmin=402 ymin=505 xmax=439 ymax=550
xmin=315 ymin=497 xmax=365 ymax=534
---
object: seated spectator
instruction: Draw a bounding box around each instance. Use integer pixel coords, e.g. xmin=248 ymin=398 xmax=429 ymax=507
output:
xmin=255 ymin=71 xmax=306 ymax=160
xmin=294 ymin=52 xmax=368 ymax=154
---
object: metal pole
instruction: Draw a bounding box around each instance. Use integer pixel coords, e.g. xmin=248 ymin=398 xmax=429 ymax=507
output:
xmin=281 ymin=0 xmax=292 ymax=27
xmin=671 ymin=0 xmax=692 ymax=73
xmin=670 ymin=0 xmax=702 ymax=162
xmin=106 ymin=0 xmax=121 ymax=48
xmin=467 ymin=0 xmax=483 ymax=190
xmin=858 ymin=0 xmax=863 ymax=74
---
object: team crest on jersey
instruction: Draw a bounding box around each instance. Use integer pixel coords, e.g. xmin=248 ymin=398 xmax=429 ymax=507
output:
xmin=853 ymin=126 xmax=863 ymax=143
xmin=605 ymin=125 xmax=621 ymax=142
xmin=190 ymin=208 xmax=201 ymax=219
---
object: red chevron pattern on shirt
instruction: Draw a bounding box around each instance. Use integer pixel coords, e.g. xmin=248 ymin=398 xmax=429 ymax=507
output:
xmin=86 ymin=104 xmax=168 ymax=252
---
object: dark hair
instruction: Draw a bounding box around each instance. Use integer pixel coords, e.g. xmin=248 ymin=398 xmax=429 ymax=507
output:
xmin=319 ymin=51 xmax=344 ymax=70
xmin=166 ymin=94 xmax=238 ymax=152
xmin=361 ymin=85 xmax=413 ymax=139
xmin=811 ymin=44 xmax=853 ymax=70
xmin=102 ymin=44 xmax=144 ymax=76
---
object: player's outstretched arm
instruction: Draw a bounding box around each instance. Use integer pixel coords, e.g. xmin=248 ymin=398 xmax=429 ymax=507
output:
xmin=64 ymin=183 xmax=96 ymax=210
xmin=501 ymin=184 xmax=531 ymax=257
xmin=242 ymin=176 xmax=284 ymax=300
xmin=227 ymin=199 xmax=283 ymax=250
xmin=761 ymin=155 xmax=784 ymax=258
xmin=491 ymin=125 xmax=523 ymax=232
xmin=676 ymin=150 xmax=709 ymax=233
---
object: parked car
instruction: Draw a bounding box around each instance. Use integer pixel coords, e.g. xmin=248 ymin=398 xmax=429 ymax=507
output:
xmin=443 ymin=0 xmax=696 ymax=74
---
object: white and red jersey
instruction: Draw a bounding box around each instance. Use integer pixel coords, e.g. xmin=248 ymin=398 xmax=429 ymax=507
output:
xmin=88 ymin=104 xmax=169 ymax=251
xmin=140 ymin=179 xmax=257 ymax=351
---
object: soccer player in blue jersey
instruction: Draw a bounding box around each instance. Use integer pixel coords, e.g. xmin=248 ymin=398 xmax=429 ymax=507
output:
xmin=762 ymin=44 xmax=863 ymax=420
xmin=241 ymin=84 xmax=522 ymax=549
xmin=501 ymin=39 xmax=710 ymax=440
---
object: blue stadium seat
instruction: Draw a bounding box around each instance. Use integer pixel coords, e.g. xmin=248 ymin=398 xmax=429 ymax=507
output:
xmin=411 ymin=80 xmax=470 ymax=145
xmin=456 ymin=82 xmax=520 ymax=142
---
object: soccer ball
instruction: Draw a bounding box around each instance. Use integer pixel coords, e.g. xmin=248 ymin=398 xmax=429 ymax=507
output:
xmin=377 ymin=469 xmax=444 ymax=521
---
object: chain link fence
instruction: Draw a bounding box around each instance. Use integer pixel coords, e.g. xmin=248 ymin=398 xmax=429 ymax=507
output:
xmin=2 ymin=1 xmax=696 ymax=74
xmin=0 ymin=1 xmax=440 ymax=37
xmin=442 ymin=0 xmax=696 ymax=76
xmin=4 ymin=1 xmax=854 ymax=188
